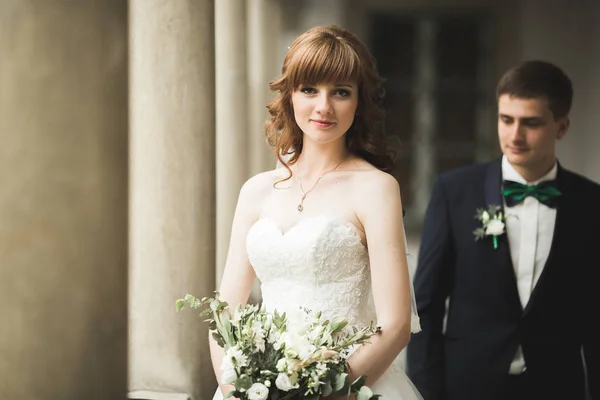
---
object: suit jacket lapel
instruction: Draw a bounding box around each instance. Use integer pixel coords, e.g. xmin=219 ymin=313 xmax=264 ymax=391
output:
xmin=484 ymin=160 xmax=503 ymax=208
xmin=522 ymin=163 xmax=567 ymax=316
xmin=483 ymin=160 xmax=523 ymax=311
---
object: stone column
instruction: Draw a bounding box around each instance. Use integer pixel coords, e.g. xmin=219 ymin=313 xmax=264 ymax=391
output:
xmin=128 ymin=1 xmax=216 ymax=399
xmin=0 ymin=1 xmax=128 ymax=399
xmin=215 ymin=0 xmax=249 ymax=288
xmin=412 ymin=18 xmax=438 ymax=222
xmin=247 ymin=0 xmax=281 ymax=176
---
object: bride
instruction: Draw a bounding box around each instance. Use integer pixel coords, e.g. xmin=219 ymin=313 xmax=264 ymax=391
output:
xmin=211 ymin=25 xmax=423 ymax=400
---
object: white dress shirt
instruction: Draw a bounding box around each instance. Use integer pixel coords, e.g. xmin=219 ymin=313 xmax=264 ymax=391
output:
xmin=502 ymin=156 xmax=558 ymax=374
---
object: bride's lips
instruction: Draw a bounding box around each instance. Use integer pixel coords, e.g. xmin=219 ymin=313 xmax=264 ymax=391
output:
xmin=310 ymin=119 xmax=336 ymax=128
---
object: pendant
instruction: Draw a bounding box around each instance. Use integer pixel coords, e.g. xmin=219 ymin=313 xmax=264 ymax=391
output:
xmin=297 ymin=193 xmax=306 ymax=212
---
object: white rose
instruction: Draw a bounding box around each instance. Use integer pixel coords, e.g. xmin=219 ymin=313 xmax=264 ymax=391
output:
xmin=247 ymin=382 xmax=269 ymax=400
xmin=275 ymin=373 xmax=296 ymax=391
xmin=221 ymin=369 xmax=237 ymax=385
xmin=485 ymin=219 xmax=505 ymax=236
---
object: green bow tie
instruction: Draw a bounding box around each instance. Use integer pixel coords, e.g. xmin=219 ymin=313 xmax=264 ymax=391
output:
xmin=502 ymin=180 xmax=562 ymax=208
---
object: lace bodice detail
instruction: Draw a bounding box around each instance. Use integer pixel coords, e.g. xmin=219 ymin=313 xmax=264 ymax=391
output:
xmin=246 ymin=215 xmax=376 ymax=327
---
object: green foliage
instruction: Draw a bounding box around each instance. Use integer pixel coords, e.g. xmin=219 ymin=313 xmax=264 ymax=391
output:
xmin=176 ymin=291 xmax=381 ymax=400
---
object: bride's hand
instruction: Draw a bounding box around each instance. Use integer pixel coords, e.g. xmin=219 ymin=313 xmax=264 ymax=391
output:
xmin=221 ymin=385 xmax=240 ymax=400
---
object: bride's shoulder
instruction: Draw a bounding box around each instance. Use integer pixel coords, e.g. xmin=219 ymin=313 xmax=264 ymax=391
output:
xmin=347 ymin=161 xmax=400 ymax=194
xmin=240 ymin=168 xmax=288 ymax=201
xmin=349 ymin=165 xmax=403 ymax=221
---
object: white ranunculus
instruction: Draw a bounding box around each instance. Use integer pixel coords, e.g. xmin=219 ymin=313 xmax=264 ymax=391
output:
xmin=221 ymin=369 xmax=237 ymax=385
xmin=275 ymin=373 xmax=296 ymax=391
xmin=247 ymin=382 xmax=269 ymax=400
xmin=486 ymin=219 xmax=505 ymax=236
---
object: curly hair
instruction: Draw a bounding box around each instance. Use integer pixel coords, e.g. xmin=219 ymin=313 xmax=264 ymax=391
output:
xmin=266 ymin=25 xmax=394 ymax=183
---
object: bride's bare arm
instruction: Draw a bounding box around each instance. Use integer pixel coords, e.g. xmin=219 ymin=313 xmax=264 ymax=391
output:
xmin=346 ymin=171 xmax=412 ymax=387
xmin=209 ymin=173 xmax=269 ymax=396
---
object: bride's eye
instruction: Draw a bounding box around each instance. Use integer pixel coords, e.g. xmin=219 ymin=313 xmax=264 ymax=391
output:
xmin=334 ymin=89 xmax=351 ymax=97
xmin=299 ymin=86 xmax=317 ymax=94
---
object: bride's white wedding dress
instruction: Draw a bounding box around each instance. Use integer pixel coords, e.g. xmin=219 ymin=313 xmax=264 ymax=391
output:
xmin=213 ymin=214 xmax=423 ymax=399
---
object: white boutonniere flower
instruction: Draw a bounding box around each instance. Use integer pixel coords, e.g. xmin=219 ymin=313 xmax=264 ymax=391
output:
xmin=473 ymin=204 xmax=505 ymax=249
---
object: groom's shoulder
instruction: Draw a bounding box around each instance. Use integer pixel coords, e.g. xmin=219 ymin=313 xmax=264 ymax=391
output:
xmin=437 ymin=160 xmax=496 ymax=187
xmin=560 ymin=166 xmax=600 ymax=197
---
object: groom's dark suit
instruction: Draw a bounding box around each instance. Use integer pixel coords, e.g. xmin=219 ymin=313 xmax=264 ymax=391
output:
xmin=406 ymin=159 xmax=600 ymax=400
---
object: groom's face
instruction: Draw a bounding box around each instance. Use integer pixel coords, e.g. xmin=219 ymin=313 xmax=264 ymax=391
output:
xmin=497 ymin=94 xmax=569 ymax=177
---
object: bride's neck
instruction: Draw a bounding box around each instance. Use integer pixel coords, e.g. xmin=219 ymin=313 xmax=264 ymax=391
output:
xmin=296 ymin=144 xmax=349 ymax=177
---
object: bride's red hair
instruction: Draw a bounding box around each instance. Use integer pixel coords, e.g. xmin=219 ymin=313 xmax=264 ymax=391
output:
xmin=266 ymin=25 xmax=394 ymax=183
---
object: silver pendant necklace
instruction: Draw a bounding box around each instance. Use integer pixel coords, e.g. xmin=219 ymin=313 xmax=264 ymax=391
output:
xmin=296 ymin=156 xmax=347 ymax=213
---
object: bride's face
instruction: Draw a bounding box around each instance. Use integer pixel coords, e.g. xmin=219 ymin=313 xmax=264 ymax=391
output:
xmin=291 ymin=82 xmax=358 ymax=145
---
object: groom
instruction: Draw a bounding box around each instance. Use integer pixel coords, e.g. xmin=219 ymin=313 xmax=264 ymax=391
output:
xmin=406 ymin=60 xmax=599 ymax=400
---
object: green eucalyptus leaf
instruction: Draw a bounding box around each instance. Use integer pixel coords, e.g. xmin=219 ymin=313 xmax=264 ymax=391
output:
xmin=321 ymin=380 xmax=333 ymax=397
xmin=183 ymin=294 xmax=194 ymax=302
xmin=235 ymin=374 xmax=253 ymax=390
xmin=334 ymin=372 xmax=347 ymax=391
xmin=211 ymin=331 xmax=225 ymax=348
xmin=210 ymin=299 xmax=221 ymax=312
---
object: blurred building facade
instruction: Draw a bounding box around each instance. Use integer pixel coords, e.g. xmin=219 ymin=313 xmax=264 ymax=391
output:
xmin=2 ymin=1 xmax=598 ymax=399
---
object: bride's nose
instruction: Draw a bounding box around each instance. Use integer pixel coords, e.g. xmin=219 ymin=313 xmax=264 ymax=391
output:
xmin=315 ymin=93 xmax=333 ymax=115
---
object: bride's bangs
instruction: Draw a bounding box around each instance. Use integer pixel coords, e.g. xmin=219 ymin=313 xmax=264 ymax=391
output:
xmin=286 ymin=39 xmax=360 ymax=89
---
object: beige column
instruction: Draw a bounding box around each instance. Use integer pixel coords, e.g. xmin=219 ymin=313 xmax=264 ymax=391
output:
xmin=247 ymin=0 xmax=281 ymax=176
xmin=128 ymin=1 xmax=216 ymax=399
xmin=0 ymin=1 xmax=128 ymax=399
xmin=412 ymin=18 xmax=438 ymax=222
xmin=215 ymin=1 xmax=249 ymax=288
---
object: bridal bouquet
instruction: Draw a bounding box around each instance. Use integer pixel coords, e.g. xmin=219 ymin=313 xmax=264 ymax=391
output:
xmin=176 ymin=292 xmax=381 ymax=400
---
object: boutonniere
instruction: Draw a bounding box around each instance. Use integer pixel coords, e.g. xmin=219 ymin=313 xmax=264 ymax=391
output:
xmin=473 ymin=204 xmax=505 ymax=249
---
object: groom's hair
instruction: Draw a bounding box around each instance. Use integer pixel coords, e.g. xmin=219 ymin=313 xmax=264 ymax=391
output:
xmin=496 ymin=60 xmax=573 ymax=120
